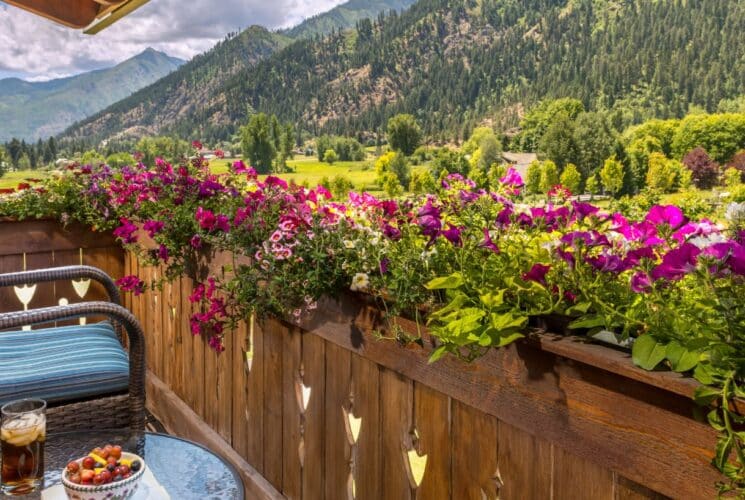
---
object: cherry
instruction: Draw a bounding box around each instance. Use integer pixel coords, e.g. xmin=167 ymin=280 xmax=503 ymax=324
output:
xmin=80 ymin=470 xmax=95 ymax=483
xmin=66 ymin=461 xmax=80 ymax=473
xmin=93 ymin=474 xmax=104 ymax=485
xmin=111 ymin=445 xmax=122 ymax=459
xmin=82 ymin=457 xmax=95 ymax=470
xmin=107 ymin=456 xmax=118 ymax=466
xmin=100 ymin=470 xmax=112 ymax=484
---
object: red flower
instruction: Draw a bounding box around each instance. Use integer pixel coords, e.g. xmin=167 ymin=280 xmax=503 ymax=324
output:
xmin=17 ymin=183 xmax=32 ymax=191
xmin=192 ymin=140 xmax=203 ymax=150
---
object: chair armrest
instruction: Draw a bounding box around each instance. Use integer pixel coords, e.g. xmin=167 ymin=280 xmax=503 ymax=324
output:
xmin=0 ymin=302 xmax=146 ymax=433
xmin=0 ymin=266 xmax=121 ymax=306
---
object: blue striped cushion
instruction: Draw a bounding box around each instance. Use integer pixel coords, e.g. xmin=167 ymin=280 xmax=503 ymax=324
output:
xmin=0 ymin=322 xmax=129 ymax=405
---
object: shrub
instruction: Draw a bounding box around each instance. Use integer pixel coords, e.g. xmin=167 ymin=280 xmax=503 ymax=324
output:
xmin=599 ymin=156 xmax=625 ymax=197
xmin=525 ymin=161 xmax=542 ymax=194
xmin=682 ymin=147 xmax=720 ymax=189
xmin=330 ymin=175 xmax=354 ymax=199
xmin=539 ymin=160 xmax=559 ymax=193
xmin=559 ymin=163 xmax=582 ymax=194
xmin=726 ymin=150 xmax=745 ymax=182
xmin=323 ymin=149 xmax=339 ymax=164
xmin=410 ymin=170 xmax=436 ymax=194
xmin=646 ymin=153 xmax=678 ymax=192
xmin=724 ymin=167 xmax=742 ymax=188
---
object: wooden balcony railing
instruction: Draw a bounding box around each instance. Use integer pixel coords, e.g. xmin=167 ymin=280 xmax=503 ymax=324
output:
xmin=1 ymin=219 xmax=724 ymax=499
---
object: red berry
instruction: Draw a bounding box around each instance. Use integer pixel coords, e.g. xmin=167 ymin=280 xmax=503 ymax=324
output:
xmin=114 ymin=466 xmax=125 ymax=476
xmin=119 ymin=465 xmax=130 ymax=475
xmin=82 ymin=457 xmax=95 ymax=470
xmin=81 ymin=470 xmax=95 ymax=483
xmin=66 ymin=461 xmax=80 ymax=473
xmin=93 ymin=474 xmax=104 ymax=485
xmin=111 ymin=445 xmax=122 ymax=459
xmin=69 ymin=473 xmax=81 ymax=484
xmin=100 ymin=471 xmax=112 ymax=484
xmin=122 ymin=473 xmax=131 ymax=479
xmin=107 ymin=456 xmax=118 ymax=465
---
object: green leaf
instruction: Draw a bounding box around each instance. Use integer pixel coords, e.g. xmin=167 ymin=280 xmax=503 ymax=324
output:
xmin=568 ymin=315 xmax=606 ymax=330
xmin=428 ymin=345 xmax=448 ymax=364
xmin=694 ymin=363 xmax=716 ymax=385
xmin=631 ymin=335 xmax=667 ymax=371
xmin=694 ymin=385 xmax=722 ymax=406
xmin=494 ymin=332 xmax=525 ymax=347
xmin=707 ymin=409 xmax=726 ymax=432
xmin=479 ymin=290 xmax=505 ymax=308
xmin=489 ymin=312 xmax=528 ymax=331
xmin=665 ymin=341 xmax=700 ymax=373
xmin=565 ymin=301 xmax=591 ymax=315
xmin=425 ymin=273 xmax=464 ymax=290
xmin=714 ymin=435 xmax=734 ymax=471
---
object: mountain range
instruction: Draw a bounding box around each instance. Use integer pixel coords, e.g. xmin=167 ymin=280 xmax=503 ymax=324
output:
xmin=60 ymin=0 xmax=745 ymax=145
xmin=0 ymin=49 xmax=184 ymax=141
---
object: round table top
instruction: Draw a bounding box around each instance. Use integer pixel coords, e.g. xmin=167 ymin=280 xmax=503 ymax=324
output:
xmin=32 ymin=430 xmax=243 ymax=499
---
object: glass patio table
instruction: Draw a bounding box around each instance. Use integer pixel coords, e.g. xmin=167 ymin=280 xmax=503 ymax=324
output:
xmin=16 ymin=430 xmax=244 ymax=499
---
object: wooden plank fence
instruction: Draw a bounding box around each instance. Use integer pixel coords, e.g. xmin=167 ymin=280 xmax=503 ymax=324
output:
xmin=1 ymin=220 xmax=725 ymax=499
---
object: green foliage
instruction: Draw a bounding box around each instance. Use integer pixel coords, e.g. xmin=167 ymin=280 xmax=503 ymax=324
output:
xmin=538 ymin=113 xmax=577 ymax=169
xmin=17 ymin=153 xmax=31 ymax=170
xmin=381 ymin=172 xmax=403 ymax=197
xmin=538 ymin=160 xmax=559 ymax=194
xmin=106 ymin=152 xmax=136 ymax=169
xmin=323 ymin=149 xmax=339 ymax=164
xmin=626 ymin=135 xmax=663 ymax=192
xmin=573 ymin=112 xmax=618 ymax=178
xmin=518 ymin=98 xmax=584 ymax=151
xmin=388 ymin=152 xmax=411 ymax=190
xmin=585 ymin=174 xmax=600 ymax=195
xmin=599 ymin=156 xmax=625 ymax=198
xmin=387 ymin=114 xmax=422 ymax=156
xmin=672 ymin=113 xmax=745 ymax=163
xmin=410 ymin=169 xmax=436 ymax=194
xmin=559 ymin=163 xmax=582 ymax=194
xmin=646 ymin=153 xmax=679 ymax=192
xmin=241 ymin=113 xmax=277 ymax=174
xmin=80 ymin=150 xmax=105 ymax=166
xmin=525 ymin=160 xmax=543 ymax=195
xmin=315 ymin=135 xmax=365 ymax=162
xmin=430 ymin=148 xmax=469 ymax=179
xmin=135 ymin=136 xmax=189 ymax=166
xmin=725 ymin=167 xmax=742 ymax=188
xmin=329 ymin=175 xmax=354 ymax=199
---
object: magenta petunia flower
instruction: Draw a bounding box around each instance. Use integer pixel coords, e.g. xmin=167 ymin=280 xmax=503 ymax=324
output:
xmin=523 ymin=263 xmax=551 ymax=286
xmin=703 ymin=241 xmax=745 ymax=276
xmin=630 ymin=272 xmax=652 ymax=293
xmin=116 ymin=275 xmax=145 ymax=296
xmin=417 ymin=199 xmax=442 ymax=239
xmin=383 ymin=223 xmax=402 ymax=241
xmin=480 ymin=228 xmax=500 ymax=253
xmin=143 ymin=219 xmax=164 ymax=238
xmin=651 ymin=243 xmax=701 ymax=281
xmin=441 ymin=224 xmax=463 ymax=246
xmin=196 ymin=206 xmax=217 ymax=230
xmin=645 ymin=205 xmax=687 ymax=230
xmin=113 ymin=218 xmax=138 ymax=244
xmin=190 ymin=234 xmax=203 ymax=249
xmin=499 ymin=167 xmax=524 ymax=189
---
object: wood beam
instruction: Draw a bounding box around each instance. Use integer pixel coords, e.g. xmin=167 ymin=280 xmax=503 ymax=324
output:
xmin=4 ymin=0 xmax=101 ymax=28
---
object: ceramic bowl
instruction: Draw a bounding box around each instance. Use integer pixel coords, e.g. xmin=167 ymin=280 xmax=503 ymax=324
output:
xmin=61 ymin=451 xmax=145 ymax=500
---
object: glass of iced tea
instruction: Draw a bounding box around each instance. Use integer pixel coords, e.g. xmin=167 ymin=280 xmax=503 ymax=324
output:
xmin=1 ymin=399 xmax=46 ymax=496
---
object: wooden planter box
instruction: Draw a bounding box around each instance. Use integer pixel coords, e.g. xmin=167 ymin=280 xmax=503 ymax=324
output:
xmin=129 ymin=247 xmax=722 ymax=500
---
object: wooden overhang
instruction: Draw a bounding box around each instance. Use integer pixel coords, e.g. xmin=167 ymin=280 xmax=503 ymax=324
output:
xmin=4 ymin=0 xmax=150 ymax=34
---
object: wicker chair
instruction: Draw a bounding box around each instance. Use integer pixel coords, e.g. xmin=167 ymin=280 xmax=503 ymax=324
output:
xmin=0 ymin=266 xmax=145 ymax=434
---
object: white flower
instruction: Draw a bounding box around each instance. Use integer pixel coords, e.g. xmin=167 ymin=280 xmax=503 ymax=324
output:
xmin=370 ymin=236 xmax=380 ymax=246
xmin=690 ymin=233 xmax=728 ymax=249
xmin=343 ymin=240 xmax=356 ymax=249
xmin=350 ymin=273 xmax=370 ymax=292
xmin=420 ymin=248 xmax=437 ymax=260
xmin=725 ymin=202 xmax=745 ymax=225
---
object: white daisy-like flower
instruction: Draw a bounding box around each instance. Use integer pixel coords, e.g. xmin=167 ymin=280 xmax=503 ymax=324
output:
xmin=343 ymin=240 xmax=356 ymax=249
xmin=350 ymin=273 xmax=370 ymax=292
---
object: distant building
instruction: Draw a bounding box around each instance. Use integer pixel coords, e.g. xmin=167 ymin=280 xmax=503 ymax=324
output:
xmin=502 ymin=152 xmax=538 ymax=177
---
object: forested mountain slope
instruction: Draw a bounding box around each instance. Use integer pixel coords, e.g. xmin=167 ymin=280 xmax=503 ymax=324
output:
xmin=63 ymin=0 xmax=745 ymax=144
xmin=0 ymin=49 xmax=183 ymax=141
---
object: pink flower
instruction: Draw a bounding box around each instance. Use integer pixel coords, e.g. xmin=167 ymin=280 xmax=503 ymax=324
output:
xmin=116 ymin=275 xmax=145 ymax=296
xmin=190 ymin=235 xmax=203 ymax=249
xmin=480 ymin=228 xmax=500 ymax=253
xmin=630 ymin=272 xmax=652 ymax=293
xmin=651 ymin=243 xmax=701 ymax=281
xmin=113 ymin=218 xmax=138 ymax=244
xmin=645 ymin=205 xmax=687 ymax=230
xmin=499 ymin=167 xmax=524 ymax=189
xmin=158 ymin=244 xmax=169 ymax=262
xmin=523 ymin=264 xmax=551 ymax=286
xmin=143 ymin=219 xmax=164 ymax=238
xmin=192 ymin=140 xmax=203 ymax=150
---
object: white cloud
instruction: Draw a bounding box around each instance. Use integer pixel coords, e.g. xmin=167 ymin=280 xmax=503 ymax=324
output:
xmin=0 ymin=0 xmax=345 ymax=80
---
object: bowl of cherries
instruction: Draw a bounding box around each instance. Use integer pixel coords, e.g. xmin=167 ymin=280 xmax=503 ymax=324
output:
xmin=61 ymin=444 xmax=145 ymax=500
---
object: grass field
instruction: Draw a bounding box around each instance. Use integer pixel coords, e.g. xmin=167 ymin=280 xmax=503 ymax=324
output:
xmin=211 ymin=156 xmax=381 ymax=191
xmin=0 ymin=170 xmax=48 ymax=189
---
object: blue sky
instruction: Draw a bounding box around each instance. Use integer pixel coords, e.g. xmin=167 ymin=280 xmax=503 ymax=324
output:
xmin=0 ymin=0 xmax=345 ymax=80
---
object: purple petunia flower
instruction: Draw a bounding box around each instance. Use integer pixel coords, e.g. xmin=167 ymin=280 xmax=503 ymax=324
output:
xmin=116 ymin=275 xmax=145 ymax=296
xmin=379 ymin=258 xmax=390 ymax=274
xmin=417 ymin=199 xmax=442 ymax=239
xmin=441 ymin=224 xmax=463 ymax=246
xmin=499 ymin=167 xmax=524 ymax=189
xmin=383 ymin=223 xmax=402 ymax=241
xmin=651 ymin=243 xmax=701 ymax=281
